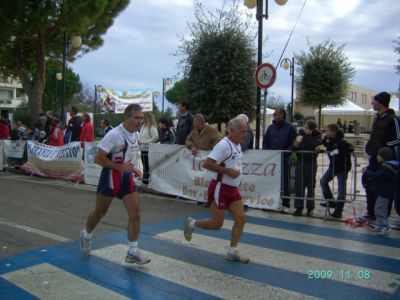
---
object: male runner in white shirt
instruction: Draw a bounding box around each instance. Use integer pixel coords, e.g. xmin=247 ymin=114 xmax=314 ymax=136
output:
xmin=80 ymin=104 xmax=150 ymax=265
xmin=184 ymin=117 xmax=249 ymax=262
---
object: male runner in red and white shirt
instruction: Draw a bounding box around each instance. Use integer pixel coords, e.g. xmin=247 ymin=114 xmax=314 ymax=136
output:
xmin=184 ymin=117 xmax=249 ymax=262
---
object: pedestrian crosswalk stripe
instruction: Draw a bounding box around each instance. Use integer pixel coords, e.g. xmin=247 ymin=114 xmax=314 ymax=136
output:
xmin=0 ymin=263 xmax=131 ymax=300
xmin=156 ymin=230 xmax=398 ymax=294
xmin=246 ymin=209 xmax=398 ymax=237
xmin=222 ymin=219 xmax=400 ymax=259
xmin=224 ymin=214 xmax=400 ymax=248
xmin=93 ymin=244 xmax=319 ymax=300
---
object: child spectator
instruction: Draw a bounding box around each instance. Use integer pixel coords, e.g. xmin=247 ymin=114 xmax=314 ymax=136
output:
xmin=291 ymin=120 xmax=322 ymax=217
xmin=49 ymin=119 xmax=64 ymax=146
xmin=319 ymin=124 xmax=354 ymax=218
xmin=364 ymin=147 xmax=399 ymax=235
xmin=80 ymin=112 xmax=94 ymax=148
xmin=159 ymin=118 xmax=176 ymax=144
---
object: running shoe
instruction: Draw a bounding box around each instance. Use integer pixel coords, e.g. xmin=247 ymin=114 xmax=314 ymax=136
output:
xmin=281 ymin=206 xmax=290 ymax=214
xmin=184 ymin=217 xmax=195 ymax=241
xmin=125 ymin=251 xmax=151 ymax=265
xmin=226 ymin=250 xmax=250 ymax=263
xmin=80 ymin=230 xmax=91 ymax=255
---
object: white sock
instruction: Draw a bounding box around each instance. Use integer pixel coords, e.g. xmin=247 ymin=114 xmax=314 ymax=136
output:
xmin=189 ymin=219 xmax=196 ymax=229
xmin=128 ymin=241 xmax=138 ymax=254
xmin=83 ymin=229 xmax=92 ymax=239
xmin=227 ymin=246 xmax=237 ymax=255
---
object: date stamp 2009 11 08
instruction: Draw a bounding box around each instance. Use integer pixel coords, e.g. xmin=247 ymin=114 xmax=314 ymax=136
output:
xmin=307 ymin=270 xmax=371 ymax=280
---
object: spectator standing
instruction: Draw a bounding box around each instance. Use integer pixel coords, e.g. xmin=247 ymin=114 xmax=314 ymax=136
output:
xmin=34 ymin=113 xmax=47 ymax=132
xmin=319 ymin=124 xmax=354 ymax=218
xmin=291 ymin=120 xmax=322 ymax=217
xmin=185 ymin=114 xmax=222 ymax=156
xmin=159 ymin=118 xmax=176 ymax=144
xmin=342 ymin=121 xmax=348 ymax=133
xmin=44 ymin=111 xmax=53 ymax=137
xmin=237 ymin=114 xmax=254 ymax=151
xmin=80 ymin=112 xmax=94 ymax=149
xmin=347 ymin=121 xmax=354 ymax=134
xmin=362 ymin=92 xmax=400 ymax=221
xmin=66 ymin=106 xmax=82 ymax=143
xmin=364 ymin=147 xmax=399 ymax=235
xmin=262 ymin=108 xmax=297 ymax=212
xmin=0 ymin=119 xmax=10 ymax=139
xmin=336 ymin=118 xmax=343 ymax=128
xmin=139 ymin=112 xmax=159 ymax=185
xmin=100 ymin=119 xmax=113 ymax=136
xmin=49 ymin=119 xmax=64 ymax=146
xmin=176 ymin=101 xmax=193 ymax=145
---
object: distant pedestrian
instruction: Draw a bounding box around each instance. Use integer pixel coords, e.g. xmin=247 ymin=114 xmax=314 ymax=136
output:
xmin=139 ymin=112 xmax=159 ymax=185
xmin=49 ymin=119 xmax=64 ymax=147
xmin=336 ymin=118 xmax=343 ymax=128
xmin=342 ymin=121 xmax=348 ymax=133
xmin=176 ymin=101 xmax=193 ymax=145
xmin=100 ymin=119 xmax=113 ymax=136
xmin=80 ymin=112 xmax=94 ymax=149
xmin=65 ymin=106 xmax=82 ymax=143
xmin=159 ymin=118 xmax=176 ymax=144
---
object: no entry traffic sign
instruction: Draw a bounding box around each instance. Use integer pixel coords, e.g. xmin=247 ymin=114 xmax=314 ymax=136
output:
xmin=255 ymin=63 xmax=276 ymax=89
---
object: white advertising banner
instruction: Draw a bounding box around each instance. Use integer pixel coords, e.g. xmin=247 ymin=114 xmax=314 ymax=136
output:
xmin=0 ymin=140 xmax=3 ymax=171
xmin=21 ymin=141 xmax=84 ymax=181
xmin=84 ymin=142 xmax=102 ymax=186
xmin=96 ymin=86 xmax=153 ymax=113
xmin=3 ymin=140 xmax=26 ymax=159
xmin=149 ymin=144 xmax=281 ymax=210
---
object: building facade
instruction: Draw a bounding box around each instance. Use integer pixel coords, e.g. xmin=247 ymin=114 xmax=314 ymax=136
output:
xmin=0 ymin=75 xmax=28 ymax=120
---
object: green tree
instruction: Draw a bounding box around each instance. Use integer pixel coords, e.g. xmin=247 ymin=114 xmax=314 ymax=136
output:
xmin=43 ymin=60 xmax=81 ymax=113
xmin=165 ymin=78 xmax=188 ymax=105
xmin=178 ymin=1 xmax=256 ymax=129
xmin=296 ymin=40 xmax=355 ymax=128
xmin=0 ymin=0 xmax=129 ymax=124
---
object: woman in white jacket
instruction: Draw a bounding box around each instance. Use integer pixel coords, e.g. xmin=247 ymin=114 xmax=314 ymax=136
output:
xmin=139 ymin=112 xmax=159 ymax=184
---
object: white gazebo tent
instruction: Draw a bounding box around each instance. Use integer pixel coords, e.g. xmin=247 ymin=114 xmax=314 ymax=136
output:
xmin=315 ymin=99 xmax=375 ymax=131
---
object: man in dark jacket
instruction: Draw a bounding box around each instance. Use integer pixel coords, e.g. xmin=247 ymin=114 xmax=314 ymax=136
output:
xmin=176 ymin=101 xmax=193 ymax=145
xmin=262 ymin=108 xmax=297 ymax=212
xmin=320 ymin=124 xmax=354 ymax=218
xmin=66 ymin=106 xmax=82 ymax=142
xmin=362 ymin=92 xmax=400 ymax=221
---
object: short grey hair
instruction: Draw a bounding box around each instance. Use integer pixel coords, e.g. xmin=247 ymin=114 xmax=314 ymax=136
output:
xmin=194 ymin=113 xmax=205 ymax=124
xmin=236 ymin=114 xmax=249 ymax=123
xmin=228 ymin=117 xmax=246 ymax=130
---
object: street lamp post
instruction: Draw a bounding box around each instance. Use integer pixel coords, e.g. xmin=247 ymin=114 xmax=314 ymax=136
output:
xmin=60 ymin=32 xmax=81 ymax=124
xmin=162 ymin=77 xmax=172 ymax=115
xmin=281 ymin=57 xmax=295 ymax=122
xmin=244 ymin=0 xmax=287 ymax=148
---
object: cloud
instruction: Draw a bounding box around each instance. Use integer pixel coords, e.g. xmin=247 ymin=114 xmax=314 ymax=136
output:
xmin=72 ymin=0 xmax=400 ymax=107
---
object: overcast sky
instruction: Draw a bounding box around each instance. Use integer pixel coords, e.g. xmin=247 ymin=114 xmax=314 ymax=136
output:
xmin=71 ymin=0 xmax=400 ymax=109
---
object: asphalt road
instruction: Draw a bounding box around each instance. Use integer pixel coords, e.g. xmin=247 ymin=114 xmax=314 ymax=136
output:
xmin=0 ymin=172 xmax=207 ymax=259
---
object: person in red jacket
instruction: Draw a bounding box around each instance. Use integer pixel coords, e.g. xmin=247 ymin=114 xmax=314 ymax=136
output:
xmin=49 ymin=119 xmax=64 ymax=147
xmin=80 ymin=112 xmax=94 ymax=149
xmin=0 ymin=119 xmax=10 ymax=139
